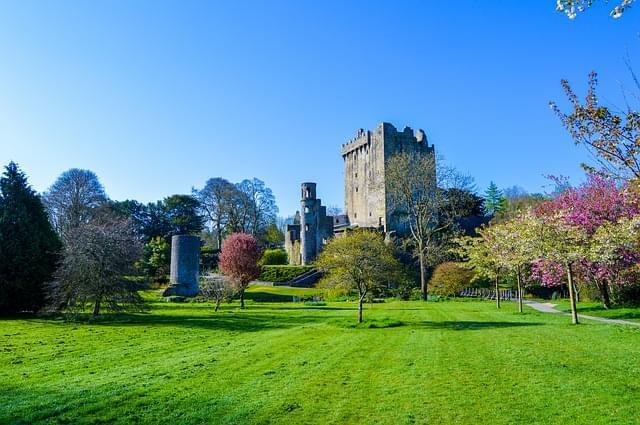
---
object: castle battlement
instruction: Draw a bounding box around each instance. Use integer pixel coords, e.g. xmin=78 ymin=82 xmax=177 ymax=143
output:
xmin=341 ymin=122 xmax=431 ymax=157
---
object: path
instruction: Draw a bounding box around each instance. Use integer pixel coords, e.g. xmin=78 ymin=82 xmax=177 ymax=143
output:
xmin=524 ymin=300 xmax=640 ymax=326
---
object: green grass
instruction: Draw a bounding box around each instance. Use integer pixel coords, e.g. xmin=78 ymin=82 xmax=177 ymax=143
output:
xmin=553 ymin=299 xmax=640 ymax=323
xmin=1 ymin=289 xmax=640 ymax=424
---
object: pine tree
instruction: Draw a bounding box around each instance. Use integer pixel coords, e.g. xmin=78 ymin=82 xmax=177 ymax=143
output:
xmin=483 ymin=181 xmax=505 ymax=216
xmin=0 ymin=162 xmax=61 ymax=313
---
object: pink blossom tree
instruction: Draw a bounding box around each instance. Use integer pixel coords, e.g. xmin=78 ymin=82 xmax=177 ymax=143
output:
xmin=219 ymin=233 xmax=262 ymax=308
xmin=533 ymin=175 xmax=640 ymax=309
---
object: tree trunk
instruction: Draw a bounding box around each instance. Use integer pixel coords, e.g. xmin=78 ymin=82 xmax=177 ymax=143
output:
xmin=358 ymin=293 xmax=365 ymax=323
xmin=566 ymin=264 xmax=579 ymax=325
xmin=495 ymin=275 xmax=500 ymax=309
xmin=240 ymin=290 xmax=245 ymax=309
xmin=419 ymin=248 xmax=427 ymax=301
xmin=516 ymin=265 xmax=523 ymax=313
xmin=215 ymin=299 xmax=221 ymax=312
xmin=598 ymin=280 xmax=611 ymax=310
xmin=92 ymin=298 xmax=101 ymax=317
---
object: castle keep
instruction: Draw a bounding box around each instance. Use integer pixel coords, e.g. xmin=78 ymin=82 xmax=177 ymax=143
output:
xmin=285 ymin=122 xmax=435 ymax=265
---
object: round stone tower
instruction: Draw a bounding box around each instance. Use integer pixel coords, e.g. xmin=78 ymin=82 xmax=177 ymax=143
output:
xmin=162 ymin=235 xmax=200 ymax=297
xmin=300 ymin=182 xmax=318 ymax=265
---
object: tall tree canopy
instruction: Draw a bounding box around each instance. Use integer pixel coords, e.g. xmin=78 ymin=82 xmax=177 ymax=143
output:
xmin=43 ymin=168 xmax=108 ymax=241
xmin=0 ymin=162 xmax=62 ymax=313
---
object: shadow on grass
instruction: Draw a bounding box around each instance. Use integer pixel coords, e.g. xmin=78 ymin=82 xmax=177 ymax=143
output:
xmin=415 ymin=320 xmax=544 ymax=330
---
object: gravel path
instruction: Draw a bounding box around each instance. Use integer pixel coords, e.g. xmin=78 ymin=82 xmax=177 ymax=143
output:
xmin=524 ymin=300 xmax=640 ymax=326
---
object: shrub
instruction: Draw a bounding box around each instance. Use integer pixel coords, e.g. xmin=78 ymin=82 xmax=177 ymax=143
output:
xmin=259 ymin=265 xmax=314 ymax=282
xmin=260 ymin=248 xmax=288 ymax=265
xmin=429 ymin=262 xmax=476 ymax=297
xmin=200 ymin=245 xmax=219 ymax=272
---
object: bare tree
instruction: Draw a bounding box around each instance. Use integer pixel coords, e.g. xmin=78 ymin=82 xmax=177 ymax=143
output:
xmin=43 ymin=169 xmax=108 ymax=241
xmin=237 ymin=178 xmax=279 ymax=238
xmin=386 ymin=153 xmax=472 ymax=300
xmin=48 ymin=213 xmax=143 ymax=317
xmin=194 ymin=178 xmax=237 ymax=249
xmin=200 ymin=275 xmax=234 ymax=312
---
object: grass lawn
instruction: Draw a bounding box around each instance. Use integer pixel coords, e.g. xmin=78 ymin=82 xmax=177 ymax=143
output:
xmin=2 ymin=288 xmax=640 ymax=424
xmin=552 ymin=299 xmax=640 ymax=323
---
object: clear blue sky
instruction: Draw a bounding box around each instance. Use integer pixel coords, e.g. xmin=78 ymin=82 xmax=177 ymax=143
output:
xmin=0 ymin=1 xmax=638 ymax=215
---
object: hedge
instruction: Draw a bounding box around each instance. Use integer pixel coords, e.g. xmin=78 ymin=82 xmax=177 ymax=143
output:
xmin=259 ymin=265 xmax=314 ymax=282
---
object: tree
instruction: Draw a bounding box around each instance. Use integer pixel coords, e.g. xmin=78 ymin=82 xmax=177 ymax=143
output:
xmin=49 ymin=213 xmax=143 ymax=317
xmin=386 ymin=152 xmax=471 ymax=300
xmin=237 ymin=178 xmax=279 ymax=238
xmin=200 ymin=275 xmax=234 ymax=312
xmin=315 ymin=230 xmax=402 ymax=323
xmin=194 ymin=178 xmax=237 ymax=249
xmin=0 ymin=162 xmax=62 ymax=314
xmin=43 ymin=168 xmax=108 ymax=241
xmin=550 ymin=72 xmax=640 ymax=181
xmin=483 ymin=182 xmax=505 ymax=216
xmin=429 ymin=262 xmax=476 ymax=297
xmin=555 ymin=0 xmax=633 ymax=19
xmin=140 ymin=236 xmax=170 ymax=282
xmin=454 ymin=234 xmax=503 ymax=309
xmin=218 ymin=233 xmax=262 ymax=308
xmin=163 ymin=194 xmax=205 ymax=236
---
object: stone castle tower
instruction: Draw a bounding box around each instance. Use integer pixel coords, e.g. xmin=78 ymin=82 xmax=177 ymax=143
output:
xmin=285 ymin=122 xmax=435 ymax=266
xmin=285 ymin=183 xmax=334 ymax=265
xmin=341 ymin=122 xmax=435 ymax=234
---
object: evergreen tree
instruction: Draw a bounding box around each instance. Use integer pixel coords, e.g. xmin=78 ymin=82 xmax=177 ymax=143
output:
xmin=483 ymin=181 xmax=505 ymax=216
xmin=0 ymin=162 xmax=61 ymax=313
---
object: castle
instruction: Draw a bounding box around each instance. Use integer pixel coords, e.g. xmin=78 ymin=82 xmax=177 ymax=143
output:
xmin=285 ymin=122 xmax=436 ymax=265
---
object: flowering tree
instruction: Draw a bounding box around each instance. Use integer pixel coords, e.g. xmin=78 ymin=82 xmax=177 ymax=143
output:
xmin=454 ymin=234 xmax=503 ymax=309
xmin=219 ymin=233 xmax=262 ymax=308
xmin=555 ymin=0 xmax=633 ymax=19
xmin=533 ymin=175 xmax=639 ymax=308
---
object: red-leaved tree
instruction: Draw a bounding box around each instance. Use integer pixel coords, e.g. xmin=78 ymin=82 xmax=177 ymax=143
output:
xmin=219 ymin=233 xmax=262 ymax=308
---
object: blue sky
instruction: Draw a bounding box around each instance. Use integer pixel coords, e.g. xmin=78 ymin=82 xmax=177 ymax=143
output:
xmin=0 ymin=1 xmax=638 ymax=215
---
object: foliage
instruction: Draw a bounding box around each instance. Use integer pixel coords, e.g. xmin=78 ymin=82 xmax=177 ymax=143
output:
xmin=193 ymin=177 xmax=237 ymax=249
xmin=429 ymin=262 xmax=476 ymax=297
xmin=551 ymin=71 xmax=640 ymax=180
xmin=237 ymin=178 xmax=279 ymax=239
xmin=259 ymin=265 xmax=314 ymax=282
xmin=315 ymin=229 xmax=403 ymax=322
xmin=260 ymin=248 xmax=288 ymax=265
xmin=200 ymin=245 xmax=220 ymax=272
xmin=162 ymin=194 xmax=205 ymax=236
xmin=43 ymin=168 xmax=108 ymax=241
xmin=48 ymin=213 xmax=144 ymax=316
xmin=0 ymin=162 xmax=62 ymax=314
xmin=555 ymin=0 xmax=633 ymax=19
xmin=219 ymin=233 xmax=262 ymax=308
xmin=483 ymin=181 xmax=506 ymax=216
xmin=139 ymin=236 xmax=170 ymax=282
xmin=262 ymin=223 xmax=284 ymax=246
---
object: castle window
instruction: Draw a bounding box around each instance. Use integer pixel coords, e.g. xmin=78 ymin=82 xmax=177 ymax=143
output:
xmin=305 ymin=188 xmax=310 ymax=198
xmin=354 ymin=213 xmax=357 ymax=218
xmin=305 ymin=224 xmax=310 ymax=231
xmin=369 ymin=212 xmax=372 ymax=217
xmin=355 ymin=172 xmax=357 ymax=178
xmin=304 ymin=206 xmax=310 ymax=213
xmin=355 ymin=187 xmax=358 ymax=192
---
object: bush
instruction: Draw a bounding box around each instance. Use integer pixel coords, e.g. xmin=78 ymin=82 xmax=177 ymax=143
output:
xmin=260 ymin=248 xmax=288 ymax=265
xmin=200 ymin=245 xmax=220 ymax=272
xmin=429 ymin=262 xmax=475 ymax=297
xmin=259 ymin=265 xmax=314 ymax=282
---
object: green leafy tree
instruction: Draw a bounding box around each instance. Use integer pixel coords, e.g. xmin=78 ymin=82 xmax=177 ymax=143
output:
xmin=429 ymin=262 xmax=476 ymax=297
xmin=0 ymin=162 xmax=62 ymax=313
xmin=140 ymin=236 xmax=170 ymax=281
xmin=454 ymin=234 xmax=503 ymax=308
xmin=262 ymin=223 xmax=284 ymax=246
xmin=260 ymin=248 xmax=288 ymax=265
xmin=163 ymin=194 xmax=205 ymax=236
xmin=316 ymin=230 xmax=402 ymax=323
xmin=483 ymin=182 xmax=505 ymax=217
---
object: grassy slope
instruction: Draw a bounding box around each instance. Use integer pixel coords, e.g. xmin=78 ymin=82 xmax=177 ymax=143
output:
xmin=1 ymin=289 xmax=640 ymax=425
xmin=553 ymin=299 xmax=640 ymax=323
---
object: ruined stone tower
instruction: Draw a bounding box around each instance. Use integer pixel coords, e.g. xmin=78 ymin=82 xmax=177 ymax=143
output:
xmin=285 ymin=183 xmax=334 ymax=265
xmin=341 ymin=122 xmax=435 ymax=234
